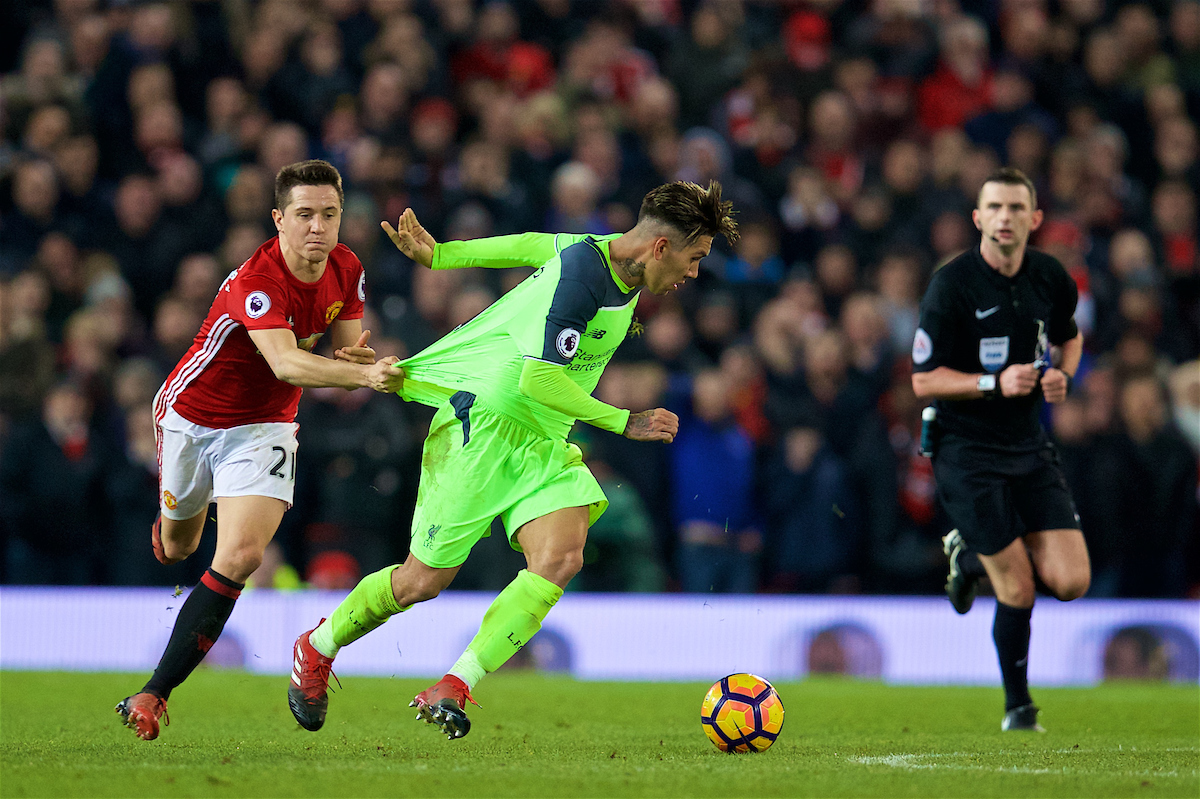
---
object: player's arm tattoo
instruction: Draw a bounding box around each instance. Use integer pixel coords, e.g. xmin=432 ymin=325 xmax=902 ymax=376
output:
xmin=615 ymin=258 xmax=646 ymax=283
xmin=624 ymin=410 xmax=655 ymax=435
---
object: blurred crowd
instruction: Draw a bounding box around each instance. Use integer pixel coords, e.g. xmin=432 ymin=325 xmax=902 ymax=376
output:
xmin=0 ymin=0 xmax=1197 ymax=598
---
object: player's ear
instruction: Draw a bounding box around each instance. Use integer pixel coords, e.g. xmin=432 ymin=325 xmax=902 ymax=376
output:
xmin=271 ymin=207 xmax=284 ymax=232
xmin=1030 ymin=208 xmax=1044 ymax=231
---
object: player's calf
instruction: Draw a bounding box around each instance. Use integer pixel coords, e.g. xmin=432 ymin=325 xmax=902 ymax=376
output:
xmin=151 ymin=515 xmax=184 ymax=566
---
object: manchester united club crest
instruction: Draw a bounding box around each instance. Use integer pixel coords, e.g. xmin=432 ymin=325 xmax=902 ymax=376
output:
xmin=162 ymin=490 xmax=178 ymax=510
xmin=325 ymin=301 xmax=344 ymax=323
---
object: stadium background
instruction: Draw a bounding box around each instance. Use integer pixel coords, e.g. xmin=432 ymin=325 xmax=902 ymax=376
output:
xmin=0 ymin=0 xmax=1197 ymax=626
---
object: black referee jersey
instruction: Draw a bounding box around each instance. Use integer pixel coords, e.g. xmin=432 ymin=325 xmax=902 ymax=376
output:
xmin=912 ymin=244 xmax=1079 ymax=449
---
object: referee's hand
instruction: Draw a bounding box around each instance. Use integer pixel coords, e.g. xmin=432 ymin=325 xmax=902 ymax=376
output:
xmin=1040 ymin=368 xmax=1070 ymax=403
xmin=999 ymin=363 xmax=1040 ymax=397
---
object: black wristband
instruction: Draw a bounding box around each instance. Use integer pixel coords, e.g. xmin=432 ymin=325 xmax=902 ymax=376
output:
xmin=1065 ymin=372 xmax=1074 ymax=395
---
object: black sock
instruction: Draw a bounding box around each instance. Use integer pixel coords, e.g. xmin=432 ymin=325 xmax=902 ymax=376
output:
xmin=143 ymin=569 xmax=243 ymax=700
xmin=993 ymin=601 xmax=1034 ymax=711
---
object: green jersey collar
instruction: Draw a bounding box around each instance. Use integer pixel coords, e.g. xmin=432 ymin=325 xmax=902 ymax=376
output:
xmin=585 ymin=236 xmax=633 ymax=294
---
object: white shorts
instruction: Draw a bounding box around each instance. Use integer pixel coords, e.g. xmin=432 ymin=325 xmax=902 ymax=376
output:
xmin=155 ymin=405 xmax=299 ymax=521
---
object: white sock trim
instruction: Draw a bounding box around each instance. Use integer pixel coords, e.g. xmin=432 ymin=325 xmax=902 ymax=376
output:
xmin=309 ymin=620 xmax=340 ymax=659
xmin=448 ymin=650 xmax=485 ymax=690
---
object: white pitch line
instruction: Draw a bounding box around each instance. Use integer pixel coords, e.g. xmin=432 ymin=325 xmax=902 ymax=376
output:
xmin=848 ymin=753 xmax=1197 ymax=779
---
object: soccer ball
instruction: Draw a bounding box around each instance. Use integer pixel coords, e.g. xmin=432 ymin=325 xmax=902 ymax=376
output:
xmin=700 ymin=673 xmax=785 ymax=753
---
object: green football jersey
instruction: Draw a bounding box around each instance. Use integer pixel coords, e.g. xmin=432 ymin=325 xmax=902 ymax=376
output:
xmin=398 ymin=232 xmax=639 ymax=440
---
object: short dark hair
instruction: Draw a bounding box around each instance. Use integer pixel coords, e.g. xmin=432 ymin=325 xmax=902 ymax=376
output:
xmin=978 ymin=167 xmax=1037 ymax=210
xmin=638 ymin=180 xmax=740 ymax=246
xmin=274 ymin=159 xmax=344 ymax=211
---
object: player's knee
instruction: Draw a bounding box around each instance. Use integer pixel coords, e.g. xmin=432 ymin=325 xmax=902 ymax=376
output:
xmin=994 ymin=577 xmax=1036 ymax=608
xmin=407 ymin=578 xmax=443 ymax=604
xmin=161 ymin=537 xmax=198 ymax=562
xmin=220 ymin=547 xmax=263 ymax=582
xmin=544 ymin=550 xmax=583 ymax=586
xmin=392 ymin=567 xmax=446 ymax=605
xmin=1054 ymin=570 xmax=1090 ymax=601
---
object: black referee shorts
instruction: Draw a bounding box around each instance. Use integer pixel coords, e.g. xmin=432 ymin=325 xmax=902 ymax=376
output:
xmin=932 ymin=434 xmax=1081 ymax=556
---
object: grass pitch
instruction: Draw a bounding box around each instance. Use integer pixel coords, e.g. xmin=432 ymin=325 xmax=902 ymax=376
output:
xmin=1 ymin=670 xmax=1196 ymax=798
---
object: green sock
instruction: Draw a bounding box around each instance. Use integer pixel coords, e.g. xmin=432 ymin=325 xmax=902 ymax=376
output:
xmin=449 ymin=569 xmax=563 ymax=688
xmin=310 ymin=565 xmax=405 ymax=658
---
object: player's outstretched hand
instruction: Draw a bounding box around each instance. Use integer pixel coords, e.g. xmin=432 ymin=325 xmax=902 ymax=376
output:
xmin=1040 ymin=367 xmax=1070 ymax=403
xmin=624 ymin=408 xmax=679 ymax=443
xmin=999 ymin=363 xmax=1039 ymax=397
xmin=365 ymin=356 xmax=404 ymax=394
xmin=381 ymin=209 xmax=436 ymax=268
xmin=334 ymin=329 xmax=376 ymax=364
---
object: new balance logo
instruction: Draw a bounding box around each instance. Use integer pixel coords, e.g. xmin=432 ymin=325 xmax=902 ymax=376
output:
xmin=975 ymin=306 xmax=1000 ymax=319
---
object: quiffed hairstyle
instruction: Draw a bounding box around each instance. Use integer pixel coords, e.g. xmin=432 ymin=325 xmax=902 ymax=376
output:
xmin=979 ymin=166 xmax=1037 ymax=210
xmin=638 ymin=180 xmax=740 ymax=246
xmin=274 ymin=159 xmax=344 ymax=211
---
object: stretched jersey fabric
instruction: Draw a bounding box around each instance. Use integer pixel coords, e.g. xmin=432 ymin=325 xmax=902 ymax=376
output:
xmin=158 ymin=238 xmax=365 ymax=428
xmin=399 ymin=232 xmax=636 ymax=440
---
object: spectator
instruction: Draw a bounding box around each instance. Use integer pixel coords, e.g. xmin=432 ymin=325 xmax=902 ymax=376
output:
xmin=292 ymin=376 xmax=419 ymax=579
xmin=0 ymin=381 xmax=109 ymax=584
xmin=778 ymin=164 xmax=840 ymax=266
xmin=917 ymin=16 xmax=993 ymax=132
xmin=671 ymin=368 xmax=761 ymax=593
xmin=570 ymin=450 xmax=666 ymax=593
xmin=0 ymin=270 xmax=57 ymax=419
xmin=544 ymin=161 xmax=608 ymax=235
xmin=1102 ymin=375 xmax=1199 ymax=597
xmin=275 ymin=22 xmax=357 ymax=134
xmin=762 ymin=423 xmax=857 ymax=593
xmin=1 ymin=160 xmax=63 ymax=273
xmin=806 ymin=91 xmax=864 ymax=207
xmin=450 ymin=1 xmax=554 ymax=98
xmin=875 ymin=249 xmax=923 ymax=357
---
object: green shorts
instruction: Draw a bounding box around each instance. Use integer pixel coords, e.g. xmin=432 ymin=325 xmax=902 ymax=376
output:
xmin=409 ymin=391 xmax=609 ymax=568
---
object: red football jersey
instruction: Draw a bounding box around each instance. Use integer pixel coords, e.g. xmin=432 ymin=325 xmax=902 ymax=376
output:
xmin=157 ymin=238 xmax=365 ymax=428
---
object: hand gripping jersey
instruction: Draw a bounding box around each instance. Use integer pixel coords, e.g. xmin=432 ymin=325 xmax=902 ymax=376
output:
xmin=157 ymin=238 xmax=365 ymax=428
xmin=398 ymin=233 xmax=636 ymax=440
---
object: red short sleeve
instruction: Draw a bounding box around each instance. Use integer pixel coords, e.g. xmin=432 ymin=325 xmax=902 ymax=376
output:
xmin=228 ymin=274 xmax=291 ymax=330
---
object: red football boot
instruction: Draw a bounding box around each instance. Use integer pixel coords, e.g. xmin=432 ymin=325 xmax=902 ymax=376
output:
xmin=115 ymin=693 xmax=170 ymax=741
xmin=410 ymin=674 xmax=480 ymax=740
xmin=288 ymin=623 xmax=338 ymax=731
